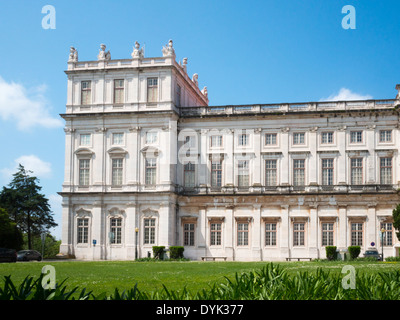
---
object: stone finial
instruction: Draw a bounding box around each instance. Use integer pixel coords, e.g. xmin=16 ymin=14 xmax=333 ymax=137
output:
xmin=131 ymin=41 xmax=144 ymax=59
xmin=179 ymin=57 xmax=188 ymax=73
xmin=201 ymin=86 xmax=208 ymax=98
xmin=98 ymin=43 xmax=111 ymax=61
xmin=192 ymin=73 xmax=198 ymax=87
xmin=162 ymin=39 xmax=175 ymax=57
xmin=396 ymin=84 xmax=400 ymax=100
xmin=68 ymin=46 xmax=78 ymax=62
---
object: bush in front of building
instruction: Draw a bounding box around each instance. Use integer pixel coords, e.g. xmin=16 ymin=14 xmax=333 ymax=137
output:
xmin=169 ymin=246 xmax=184 ymax=259
xmin=325 ymin=246 xmax=337 ymax=260
xmin=348 ymin=246 xmax=361 ymax=260
xmin=152 ymin=246 xmax=165 ymax=260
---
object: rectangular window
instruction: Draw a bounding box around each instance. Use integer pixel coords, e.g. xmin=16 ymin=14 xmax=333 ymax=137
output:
xmin=210 ymin=135 xmax=223 ymax=147
xmin=145 ymin=158 xmax=157 ymax=185
xmin=293 ymin=132 xmax=305 ymax=145
xmin=144 ymin=218 xmax=156 ymax=244
xmin=322 ymin=222 xmax=334 ymax=246
xmin=81 ymin=81 xmax=91 ymax=105
xmin=112 ymin=158 xmax=123 ymax=186
xmin=237 ymin=222 xmax=249 ymax=246
xmin=184 ymin=135 xmax=196 ymax=148
xmin=184 ymin=162 xmax=196 ymax=188
xmin=238 ymin=134 xmax=249 ymax=146
xmin=77 ymin=218 xmax=89 ymax=244
xmin=114 ymin=79 xmax=124 ymax=104
xmin=265 ymin=133 xmax=277 ymax=146
xmin=146 ymin=131 xmax=157 ymax=144
xmin=175 ymin=84 xmax=181 ymax=107
xmin=321 ymin=132 xmax=334 ymax=144
xmin=112 ymin=133 xmax=124 ymax=145
xmin=322 ymin=158 xmax=334 ymax=185
xmin=293 ymin=222 xmax=305 ymax=246
xmin=184 ymin=223 xmax=195 ymax=246
xmin=351 ymin=158 xmax=363 ymax=185
xmin=350 ymin=131 xmax=363 ymax=143
xmin=381 ymin=222 xmax=393 ymax=246
xmin=79 ymin=159 xmax=90 ymax=186
xmin=211 ymin=160 xmax=222 ymax=187
xmin=351 ymin=222 xmax=363 ymax=246
xmin=147 ymin=78 xmax=158 ymax=103
xmin=110 ymin=218 xmax=122 ymax=244
xmin=210 ymin=223 xmax=222 ymax=246
xmin=293 ymin=159 xmax=305 ymax=186
xmin=265 ymin=223 xmax=277 ymax=246
xmin=379 ymin=130 xmax=392 ymax=143
xmin=265 ymin=159 xmax=277 ymax=186
xmin=80 ymin=134 xmax=91 ymax=146
xmin=237 ymin=160 xmax=249 ymax=187
xmin=380 ymin=157 xmax=392 ymax=184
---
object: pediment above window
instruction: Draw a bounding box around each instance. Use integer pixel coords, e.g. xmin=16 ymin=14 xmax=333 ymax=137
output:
xmin=107 ymin=147 xmax=128 ymax=156
xmin=141 ymin=146 xmax=160 ymax=157
xmin=74 ymin=148 xmax=94 ymax=157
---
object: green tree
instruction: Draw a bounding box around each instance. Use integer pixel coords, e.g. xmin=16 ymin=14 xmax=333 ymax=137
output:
xmin=0 ymin=208 xmax=23 ymax=250
xmin=0 ymin=164 xmax=57 ymax=249
xmin=392 ymin=203 xmax=400 ymax=241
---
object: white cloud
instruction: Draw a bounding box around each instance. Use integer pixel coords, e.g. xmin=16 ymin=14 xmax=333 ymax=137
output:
xmin=0 ymin=76 xmax=63 ymax=130
xmin=321 ymin=88 xmax=373 ymax=101
xmin=1 ymin=155 xmax=52 ymax=181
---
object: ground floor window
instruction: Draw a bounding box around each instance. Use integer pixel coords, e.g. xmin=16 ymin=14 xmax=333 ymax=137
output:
xmin=351 ymin=222 xmax=363 ymax=246
xmin=144 ymin=218 xmax=156 ymax=244
xmin=184 ymin=223 xmax=195 ymax=246
xmin=77 ymin=218 xmax=89 ymax=244
xmin=237 ymin=222 xmax=249 ymax=246
xmin=322 ymin=222 xmax=334 ymax=246
xmin=293 ymin=222 xmax=305 ymax=246
xmin=210 ymin=222 xmax=222 ymax=246
xmin=265 ymin=223 xmax=277 ymax=246
xmin=381 ymin=222 xmax=393 ymax=246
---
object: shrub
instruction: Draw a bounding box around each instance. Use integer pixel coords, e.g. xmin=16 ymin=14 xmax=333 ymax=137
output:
xmin=385 ymin=256 xmax=400 ymax=262
xmin=152 ymin=246 xmax=165 ymax=260
xmin=169 ymin=246 xmax=184 ymax=259
xmin=348 ymin=246 xmax=361 ymax=260
xmin=325 ymin=246 xmax=337 ymax=260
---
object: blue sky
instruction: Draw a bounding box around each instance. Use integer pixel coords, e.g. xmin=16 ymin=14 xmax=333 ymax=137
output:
xmin=0 ymin=0 xmax=399 ymax=240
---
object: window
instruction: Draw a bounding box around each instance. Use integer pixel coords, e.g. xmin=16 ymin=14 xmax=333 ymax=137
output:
xmin=379 ymin=130 xmax=392 ymax=143
xmin=321 ymin=132 xmax=334 ymax=144
xmin=110 ymin=218 xmax=122 ymax=244
xmin=81 ymin=81 xmax=91 ymax=105
xmin=184 ymin=135 xmax=196 ymax=148
xmin=237 ymin=222 xmax=249 ymax=246
xmin=175 ymin=84 xmax=181 ymax=107
xmin=265 ymin=133 xmax=277 ymax=146
xmin=77 ymin=218 xmax=89 ymax=244
xmin=112 ymin=158 xmax=123 ymax=186
xmin=210 ymin=135 xmax=223 ymax=147
xmin=265 ymin=223 xmax=277 ymax=246
xmin=184 ymin=223 xmax=195 ymax=246
xmin=80 ymin=134 xmax=91 ymax=146
xmin=184 ymin=162 xmax=196 ymax=188
xmin=114 ymin=79 xmax=124 ymax=104
xmin=237 ymin=160 xmax=249 ymax=187
xmin=238 ymin=134 xmax=249 ymax=146
xmin=351 ymin=222 xmax=363 ymax=246
xmin=350 ymin=131 xmax=363 ymax=143
xmin=144 ymin=218 xmax=156 ymax=244
xmin=112 ymin=133 xmax=124 ymax=145
xmin=211 ymin=160 xmax=222 ymax=187
xmin=293 ymin=222 xmax=305 ymax=246
xmin=380 ymin=157 xmax=392 ymax=184
xmin=322 ymin=222 xmax=334 ymax=246
xmin=147 ymin=78 xmax=158 ymax=103
xmin=381 ymin=222 xmax=393 ymax=246
xmin=293 ymin=132 xmax=305 ymax=145
xmin=293 ymin=159 xmax=305 ymax=186
xmin=146 ymin=131 xmax=157 ymax=144
xmin=350 ymin=158 xmax=363 ymax=185
xmin=145 ymin=158 xmax=157 ymax=185
xmin=322 ymin=159 xmax=334 ymax=185
xmin=79 ymin=159 xmax=90 ymax=186
xmin=265 ymin=159 xmax=277 ymax=186
xmin=210 ymin=223 xmax=222 ymax=246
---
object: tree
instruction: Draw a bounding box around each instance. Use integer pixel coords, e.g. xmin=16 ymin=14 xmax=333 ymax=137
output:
xmin=392 ymin=203 xmax=400 ymax=241
xmin=0 ymin=208 xmax=23 ymax=250
xmin=0 ymin=164 xmax=57 ymax=249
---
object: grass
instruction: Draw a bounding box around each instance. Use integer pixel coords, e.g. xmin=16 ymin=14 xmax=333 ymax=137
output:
xmin=1 ymin=259 xmax=400 ymax=298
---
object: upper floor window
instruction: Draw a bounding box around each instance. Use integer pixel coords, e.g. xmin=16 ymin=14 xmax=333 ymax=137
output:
xmin=80 ymin=134 xmax=91 ymax=146
xmin=350 ymin=131 xmax=363 ymax=144
xmin=321 ymin=132 xmax=334 ymax=144
xmin=112 ymin=133 xmax=124 ymax=145
xmin=114 ymin=79 xmax=124 ymax=104
xmin=265 ymin=133 xmax=277 ymax=146
xmin=379 ymin=130 xmax=392 ymax=143
xmin=238 ymin=134 xmax=249 ymax=146
xmin=211 ymin=160 xmax=222 ymax=187
xmin=146 ymin=131 xmax=158 ymax=144
xmin=350 ymin=158 xmax=363 ymax=185
xmin=111 ymin=158 xmax=123 ymax=186
xmin=145 ymin=158 xmax=157 ymax=185
xmin=321 ymin=158 xmax=334 ymax=185
xmin=175 ymin=84 xmax=181 ymax=107
xmin=210 ymin=135 xmax=223 ymax=148
xmin=184 ymin=162 xmax=196 ymax=188
xmin=79 ymin=159 xmax=90 ymax=186
xmin=237 ymin=160 xmax=249 ymax=187
xmin=81 ymin=81 xmax=91 ymax=105
xmin=293 ymin=132 xmax=305 ymax=145
xmin=265 ymin=159 xmax=277 ymax=186
xmin=147 ymin=78 xmax=158 ymax=103
xmin=380 ymin=157 xmax=392 ymax=184
xmin=293 ymin=159 xmax=305 ymax=186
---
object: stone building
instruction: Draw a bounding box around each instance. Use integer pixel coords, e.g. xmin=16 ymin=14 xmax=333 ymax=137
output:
xmin=59 ymin=41 xmax=400 ymax=261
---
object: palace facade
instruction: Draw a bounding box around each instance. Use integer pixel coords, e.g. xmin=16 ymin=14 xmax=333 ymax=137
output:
xmin=59 ymin=41 xmax=400 ymax=261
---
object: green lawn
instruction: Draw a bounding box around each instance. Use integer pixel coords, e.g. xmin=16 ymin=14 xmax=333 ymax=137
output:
xmin=1 ymin=260 xmax=400 ymax=297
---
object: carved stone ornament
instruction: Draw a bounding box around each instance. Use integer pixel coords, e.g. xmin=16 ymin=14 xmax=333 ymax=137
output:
xmin=98 ymin=43 xmax=111 ymax=61
xmin=162 ymin=39 xmax=175 ymax=57
xmin=396 ymin=84 xmax=400 ymax=100
xmin=68 ymin=46 xmax=78 ymax=62
xmin=179 ymin=57 xmax=188 ymax=73
xmin=131 ymin=41 xmax=144 ymax=59
xmin=192 ymin=73 xmax=199 ymax=87
xmin=201 ymin=86 xmax=208 ymax=98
